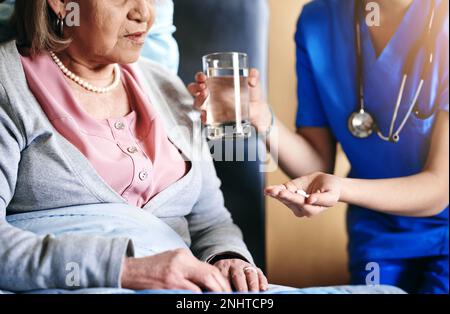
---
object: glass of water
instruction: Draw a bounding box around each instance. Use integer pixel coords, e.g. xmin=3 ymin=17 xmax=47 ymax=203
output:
xmin=202 ymin=52 xmax=251 ymax=140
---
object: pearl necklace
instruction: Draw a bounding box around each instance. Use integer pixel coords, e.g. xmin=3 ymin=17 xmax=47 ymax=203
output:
xmin=49 ymin=51 xmax=121 ymax=94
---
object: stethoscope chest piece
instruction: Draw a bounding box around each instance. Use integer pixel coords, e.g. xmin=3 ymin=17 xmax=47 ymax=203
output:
xmin=348 ymin=109 xmax=375 ymax=138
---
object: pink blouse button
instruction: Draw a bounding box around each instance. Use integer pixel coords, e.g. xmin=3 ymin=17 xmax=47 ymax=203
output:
xmin=127 ymin=146 xmax=138 ymax=154
xmin=114 ymin=121 xmax=125 ymax=130
xmin=139 ymin=170 xmax=149 ymax=181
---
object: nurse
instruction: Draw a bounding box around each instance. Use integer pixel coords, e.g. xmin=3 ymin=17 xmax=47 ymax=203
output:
xmin=189 ymin=0 xmax=449 ymax=293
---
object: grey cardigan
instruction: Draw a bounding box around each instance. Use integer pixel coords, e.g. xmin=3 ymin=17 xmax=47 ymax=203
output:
xmin=0 ymin=41 xmax=252 ymax=292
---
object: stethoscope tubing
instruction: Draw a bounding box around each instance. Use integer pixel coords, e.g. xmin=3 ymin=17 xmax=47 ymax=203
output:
xmin=351 ymin=0 xmax=443 ymax=142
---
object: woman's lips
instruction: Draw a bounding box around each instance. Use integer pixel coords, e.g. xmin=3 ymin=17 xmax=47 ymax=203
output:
xmin=125 ymin=32 xmax=146 ymax=44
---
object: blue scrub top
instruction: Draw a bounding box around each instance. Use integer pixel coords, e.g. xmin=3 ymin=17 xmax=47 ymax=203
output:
xmin=295 ymin=0 xmax=449 ymax=264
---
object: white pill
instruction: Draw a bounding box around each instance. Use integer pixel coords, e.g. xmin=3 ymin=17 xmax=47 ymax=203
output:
xmin=295 ymin=189 xmax=310 ymax=198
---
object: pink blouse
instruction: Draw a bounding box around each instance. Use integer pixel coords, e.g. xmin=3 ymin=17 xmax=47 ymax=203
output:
xmin=20 ymin=52 xmax=189 ymax=208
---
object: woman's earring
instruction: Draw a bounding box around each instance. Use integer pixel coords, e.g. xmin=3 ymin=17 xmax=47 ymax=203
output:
xmin=56 ymin=13 xmax=65 ymax=37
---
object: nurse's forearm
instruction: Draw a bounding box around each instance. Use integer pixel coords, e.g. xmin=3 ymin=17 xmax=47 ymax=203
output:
xmin=264 ymin=118 xmax=334 ymax=178
xmin=339 ymin=173 xmax=449 ymax=217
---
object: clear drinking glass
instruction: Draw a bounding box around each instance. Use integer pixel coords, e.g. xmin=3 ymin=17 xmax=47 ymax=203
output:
xmin=202 ymin=52 xmax=251 ymax=140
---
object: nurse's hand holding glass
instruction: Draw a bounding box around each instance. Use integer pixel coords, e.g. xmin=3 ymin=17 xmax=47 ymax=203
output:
xmin=188 ymin=68 xmax=273 ymax=138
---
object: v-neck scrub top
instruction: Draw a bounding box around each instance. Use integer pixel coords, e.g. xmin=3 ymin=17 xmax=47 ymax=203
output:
xmin=295 ymin=0 xmax=449 ymax=264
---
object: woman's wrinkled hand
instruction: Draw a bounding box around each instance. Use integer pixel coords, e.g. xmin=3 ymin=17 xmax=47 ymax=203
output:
xmin=264 ymin=172 xmax=342 ymax=218
xmin=187 ymin=69 xmax=273 ymax=133
xmin=214 ymin=259 xmax=269 ymax=292
xmin=120 ymin=249 xmax=232 ymax=293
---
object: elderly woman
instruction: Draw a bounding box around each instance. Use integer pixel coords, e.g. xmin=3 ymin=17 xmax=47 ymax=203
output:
xmin=0 ymin=0 xmax=269 ymax=293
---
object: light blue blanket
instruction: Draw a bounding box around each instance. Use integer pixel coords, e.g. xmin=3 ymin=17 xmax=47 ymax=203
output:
xmin=3 ymin=204 xmax=405 ymax=294
xmin=0 ymin=285 xmax=405 ymax=294
xmin=7 ymin=204 xmax=189 ymax=258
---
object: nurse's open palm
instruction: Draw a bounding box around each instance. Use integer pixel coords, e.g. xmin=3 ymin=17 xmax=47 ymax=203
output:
xmin=265 ymin=172 xmax=342 ymax=218
xmin=187 ymin=70 xmax=272 ymax=132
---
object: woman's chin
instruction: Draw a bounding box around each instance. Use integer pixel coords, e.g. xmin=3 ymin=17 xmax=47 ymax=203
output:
xmin=115 ymin=51 xmax=143 ymax=64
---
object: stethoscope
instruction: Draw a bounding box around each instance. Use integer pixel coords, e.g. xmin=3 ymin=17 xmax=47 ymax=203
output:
xmin=348 ymin=0 xmax=441 ymax=143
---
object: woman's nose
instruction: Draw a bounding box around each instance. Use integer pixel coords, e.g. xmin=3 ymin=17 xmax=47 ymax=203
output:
xmin=128 ymin=0 xmax=153 ymax=23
